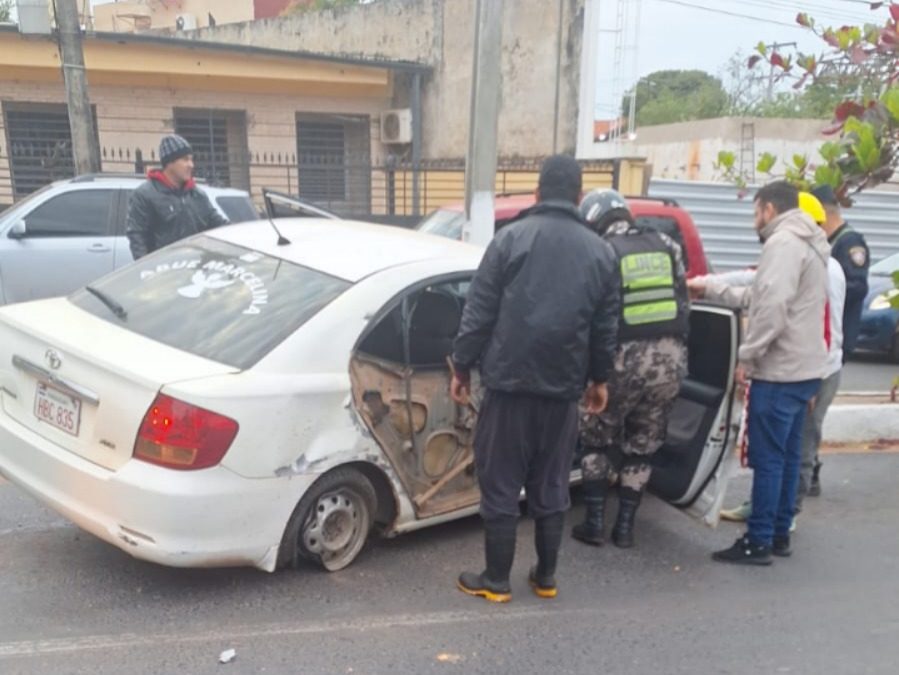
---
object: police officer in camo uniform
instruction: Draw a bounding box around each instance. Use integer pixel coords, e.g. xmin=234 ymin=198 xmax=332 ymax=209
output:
xmin=572 ymin=189 xmax=690 ymax=549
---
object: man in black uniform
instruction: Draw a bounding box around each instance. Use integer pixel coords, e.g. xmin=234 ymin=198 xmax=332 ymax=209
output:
xmin=126 ymin=134 xmax=228 ymax=260
xmin=810 ymin=184 xmax=869 ymax=497
xmin=811 ymin=185 xmax=869 ymax=360
xmin=450 ymin=155 xmax=620 ymax=603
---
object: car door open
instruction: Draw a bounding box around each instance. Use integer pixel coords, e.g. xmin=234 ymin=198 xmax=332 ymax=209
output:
xmin=649 ymin=303 xmax=742 ymax=524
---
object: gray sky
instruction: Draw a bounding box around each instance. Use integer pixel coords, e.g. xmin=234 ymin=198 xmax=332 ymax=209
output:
xmin=597 ymin=0 xmax=885 ymax=117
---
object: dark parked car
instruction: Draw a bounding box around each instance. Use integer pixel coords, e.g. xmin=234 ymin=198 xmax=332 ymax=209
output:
xmin=857 ymin=251 xmax=899 ymax=362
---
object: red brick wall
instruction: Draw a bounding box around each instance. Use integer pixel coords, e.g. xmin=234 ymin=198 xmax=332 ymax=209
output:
xmin=254 ymin=0 xmax=294 ymax=19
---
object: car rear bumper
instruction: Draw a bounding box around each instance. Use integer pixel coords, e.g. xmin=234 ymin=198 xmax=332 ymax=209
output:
xmin=0 ymin=405 xmax=311 ymax=572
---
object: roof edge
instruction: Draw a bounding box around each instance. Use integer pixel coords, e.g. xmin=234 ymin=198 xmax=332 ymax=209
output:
xmin=0 ymin=24 xmax=431 ymax=73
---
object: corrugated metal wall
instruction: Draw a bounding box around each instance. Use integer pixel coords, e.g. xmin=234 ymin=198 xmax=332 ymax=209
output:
xmin=649 ymin=179 xmax=899 ymax=272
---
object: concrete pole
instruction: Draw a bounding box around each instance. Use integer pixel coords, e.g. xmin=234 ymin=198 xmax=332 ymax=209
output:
xmin=576 ymin=0 xmax=600 ymax=159
xmin=463 ymin=0 xmax=504 ymax=247
xmin=54 ymin=0 xmax=101 ymax=175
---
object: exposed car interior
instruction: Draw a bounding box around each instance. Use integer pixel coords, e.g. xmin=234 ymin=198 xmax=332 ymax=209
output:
xmin=351 ymin=277 xmax=736 ymax=516
xmin=350 ymin=278 xmax=480 ymax=519
xmin=649 ymin=308 xmax=737 ymax=502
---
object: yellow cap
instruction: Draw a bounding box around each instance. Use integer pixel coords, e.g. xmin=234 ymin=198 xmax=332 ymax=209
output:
xmin=799 ymin=191 xmax=826 ymax=225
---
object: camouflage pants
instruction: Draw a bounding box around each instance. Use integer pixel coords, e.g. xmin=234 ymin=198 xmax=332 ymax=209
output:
xmin=580 ymin=337 xmax=688 ymax=493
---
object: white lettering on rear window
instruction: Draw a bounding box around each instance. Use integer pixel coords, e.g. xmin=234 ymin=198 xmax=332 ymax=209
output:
xmin=139 ymin=257 xmax=269 ymax=315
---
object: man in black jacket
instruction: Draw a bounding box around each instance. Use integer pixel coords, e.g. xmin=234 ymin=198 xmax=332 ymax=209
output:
xmin=126 ymin=134 xmax=228 ymax=260
xmin=450 ymin=155 xmax=620 ymax=603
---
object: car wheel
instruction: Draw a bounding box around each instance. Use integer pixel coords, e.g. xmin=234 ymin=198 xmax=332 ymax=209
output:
xmin=280 ymin=467 xmax=377 ymax=572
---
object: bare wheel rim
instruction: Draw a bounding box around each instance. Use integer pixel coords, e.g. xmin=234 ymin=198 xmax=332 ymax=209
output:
xmin=302 ymin=488 xmax=370 ymax=571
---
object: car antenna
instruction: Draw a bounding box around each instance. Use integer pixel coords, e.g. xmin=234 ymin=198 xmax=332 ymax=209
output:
xmin=268 ymin=215 xmax=291 ymax=246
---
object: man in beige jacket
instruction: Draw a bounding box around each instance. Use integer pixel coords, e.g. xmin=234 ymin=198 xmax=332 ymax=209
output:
xmin=688 ymin=181 xmax=829 ymax=565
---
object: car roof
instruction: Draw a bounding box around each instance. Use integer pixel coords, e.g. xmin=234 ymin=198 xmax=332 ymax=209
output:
xmin=52 ymin=175 xmax=250 ymax=197
xmin=209 ymin=218 xmax=484 ymax=282
xmin=435 ymin=194 xmax=685 ymax=220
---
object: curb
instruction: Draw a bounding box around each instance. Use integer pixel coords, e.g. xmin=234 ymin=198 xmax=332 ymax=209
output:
xmin=823 ymin=403 xmax=899 ymax=443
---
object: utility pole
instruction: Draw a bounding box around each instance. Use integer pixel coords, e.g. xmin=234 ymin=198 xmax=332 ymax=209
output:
xmin=54 ymin=0 xmax=101 ymax=175
xmin=463 ymin=0 xmax=504 ymax=247
xmin=765 ymin=41 xmax=797 ymax=102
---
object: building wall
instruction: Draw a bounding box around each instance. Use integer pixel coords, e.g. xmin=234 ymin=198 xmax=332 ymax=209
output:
xmin=93 ymin=0 xmax=258 ymax=32
xmin=0 ymin=78 xmax=390 ymax=205
xmin=634 ymin=117 xmax=832 ymax=182
xmin=173 ymin=0 xmax=586 ymax=160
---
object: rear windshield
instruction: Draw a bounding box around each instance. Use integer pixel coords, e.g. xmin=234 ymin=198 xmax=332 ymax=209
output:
xmin=416 ymin=209 xmax=466 ymax=240
xmin=634 ymin=215 xmax=689 ymax=270
xmin=70 ymin=236 xmax=351 ymax=369
xmin=216 ymin=195 xmax=259 ymax=224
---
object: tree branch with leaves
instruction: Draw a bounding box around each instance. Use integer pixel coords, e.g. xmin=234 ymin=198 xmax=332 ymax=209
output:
xmin=717 ymin=3 xmax=899 ymax=205
xmin=0 ymin=0 xmax=13 ymax=24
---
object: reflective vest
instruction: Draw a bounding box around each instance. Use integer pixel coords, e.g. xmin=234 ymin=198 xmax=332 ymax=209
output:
xmin=606 ymin=228 xmax=689 ymax=341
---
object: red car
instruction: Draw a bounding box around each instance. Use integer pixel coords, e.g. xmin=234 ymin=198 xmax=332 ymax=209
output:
xmin=415 ymin=194 xmax=710 ymax=278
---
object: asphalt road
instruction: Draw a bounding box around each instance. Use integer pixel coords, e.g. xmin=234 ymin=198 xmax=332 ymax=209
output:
xmin=1 ymin=452 xmax=898 ymax=675
xmin=840 ymin=354 xmax=898 ymax=392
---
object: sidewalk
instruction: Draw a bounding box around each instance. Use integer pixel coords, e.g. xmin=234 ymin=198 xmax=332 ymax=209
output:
xmin=823 ymin=393 xmax=899 ymax=444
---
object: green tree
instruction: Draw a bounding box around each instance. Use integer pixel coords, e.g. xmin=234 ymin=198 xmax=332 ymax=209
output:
xmin=625 ymin=70 xmax=729 ymax=126
xmin=0 ymin=0 xmax=13 ymax=23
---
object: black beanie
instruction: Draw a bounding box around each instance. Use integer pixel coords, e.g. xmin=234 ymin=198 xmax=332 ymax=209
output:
xmin=159 ymin=134 xmax=192 ymax=167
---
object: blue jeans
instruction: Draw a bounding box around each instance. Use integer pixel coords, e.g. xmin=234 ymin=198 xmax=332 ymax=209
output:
xmin=746 ymin=378 xmax=821 ymax=546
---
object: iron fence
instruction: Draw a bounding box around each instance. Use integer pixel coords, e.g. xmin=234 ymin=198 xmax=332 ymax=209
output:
xmin=0 ymin=145 xmax=625 ymax=225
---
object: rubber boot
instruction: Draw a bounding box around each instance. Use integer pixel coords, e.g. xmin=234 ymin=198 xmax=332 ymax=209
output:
xmin=457 ymin=516 xmax=516 ymax=603
xmin=808 ymin=462 xmax=822 ymax=497
xmin=612 ymin=488 xmax=641 ymax=549
xmin=571 ymin=479 xmax=608 ymax=546
xmin=530 ymin=512 xmax=565 ymax=598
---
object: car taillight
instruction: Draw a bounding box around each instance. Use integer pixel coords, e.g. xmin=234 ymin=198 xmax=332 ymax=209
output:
xmin=134 ymin=394 xmax=239 ymax=471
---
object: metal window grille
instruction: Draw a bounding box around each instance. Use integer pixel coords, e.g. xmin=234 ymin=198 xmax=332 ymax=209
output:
xmin=296 ymin=120 xmax=347 ymax=202
xmin=173 ymin=108 xmax=249 ymax=188
xmin=3 ymin=103 xmax=75 ymax=198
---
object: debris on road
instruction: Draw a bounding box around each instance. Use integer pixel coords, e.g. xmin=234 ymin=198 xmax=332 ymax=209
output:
xmin=219 ymin=648 xmax=237 ymax=664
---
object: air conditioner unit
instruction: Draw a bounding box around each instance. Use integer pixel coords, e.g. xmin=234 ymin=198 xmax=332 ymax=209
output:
xmin=174 ymin=13 xmax=198 ymax=31
xmin=380 ymin=109 xmax=413 ymax=145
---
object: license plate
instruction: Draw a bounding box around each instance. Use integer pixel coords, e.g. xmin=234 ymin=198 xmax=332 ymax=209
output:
xmin=34 ymin=382 xmax=82 ymax=436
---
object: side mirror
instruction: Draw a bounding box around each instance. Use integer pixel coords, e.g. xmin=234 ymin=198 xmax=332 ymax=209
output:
xmin=7 ymin=220 xmax=26 ymax=240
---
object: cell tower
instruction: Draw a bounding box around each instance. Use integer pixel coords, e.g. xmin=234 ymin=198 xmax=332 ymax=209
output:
xmin=596 ymin=0 xmax=642 ymax=155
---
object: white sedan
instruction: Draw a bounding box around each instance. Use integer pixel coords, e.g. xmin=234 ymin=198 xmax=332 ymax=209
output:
xmin=0 ymin=219 xmax=740 ymax=572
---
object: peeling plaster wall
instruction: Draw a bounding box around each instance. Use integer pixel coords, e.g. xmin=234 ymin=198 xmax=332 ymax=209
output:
xmin=173 ymin=0 xmax=585 ymax=160
xmin=634 ymin=117 xmax=832 ymax=182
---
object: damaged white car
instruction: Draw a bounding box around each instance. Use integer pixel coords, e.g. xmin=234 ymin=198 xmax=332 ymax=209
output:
xmin=0 ymin=218 xmax=741 ymax=572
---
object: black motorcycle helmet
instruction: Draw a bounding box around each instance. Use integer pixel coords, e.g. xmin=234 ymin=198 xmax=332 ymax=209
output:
xmin=579 ymin=188 xmax=634 ymax=233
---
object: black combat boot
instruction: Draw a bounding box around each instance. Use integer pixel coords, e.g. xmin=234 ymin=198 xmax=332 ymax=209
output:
xmin=571 ymin=479 xmax=608 ymax=546
xmin=808 ymin=462 xmax=822 ymax=497
xmin=457 ymin=516 xmax=517 ymax=603
xmin=530 ymin=512 xmax=565 ymax=598
xmin=611 ymin=488 xmax=641 ymax=549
